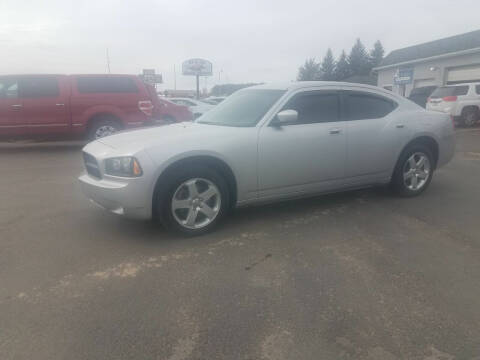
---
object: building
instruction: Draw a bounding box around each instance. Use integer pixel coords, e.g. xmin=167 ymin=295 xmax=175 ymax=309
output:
xmin=374 ymin=30 xmax=480 ymax=96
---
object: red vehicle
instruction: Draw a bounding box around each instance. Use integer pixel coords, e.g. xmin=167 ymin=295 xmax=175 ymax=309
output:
xmin=0 ymin=74 xmax=193 ymax=140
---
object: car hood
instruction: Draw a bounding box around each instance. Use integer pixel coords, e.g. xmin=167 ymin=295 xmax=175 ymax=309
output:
xmin=96 ymin=122 xmax=244 ymax=154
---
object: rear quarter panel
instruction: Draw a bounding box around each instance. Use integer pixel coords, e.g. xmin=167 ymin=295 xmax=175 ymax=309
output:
xmin=69 ymin=76 xmax=149 ymax=134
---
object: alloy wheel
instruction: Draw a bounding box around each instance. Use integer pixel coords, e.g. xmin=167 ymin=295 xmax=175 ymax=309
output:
xmin=171 ymin=178 xmax=221 ymax=229
xmin=403 ymin=152 xmax=431 ymax=191
xmin=95 ymin=125 xmax=117 ymax=139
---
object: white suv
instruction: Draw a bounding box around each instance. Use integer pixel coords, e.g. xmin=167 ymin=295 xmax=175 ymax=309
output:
xmin=426 ymin=83 xmax=480 ymax=127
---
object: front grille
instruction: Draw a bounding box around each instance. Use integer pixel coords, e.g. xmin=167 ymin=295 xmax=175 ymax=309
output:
xmin=83 ymin=152 xmax=102 ymax=179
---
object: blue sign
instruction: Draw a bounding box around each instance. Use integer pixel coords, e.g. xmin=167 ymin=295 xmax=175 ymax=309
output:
xmin=394 ymin=68 xmax=414 ymax=85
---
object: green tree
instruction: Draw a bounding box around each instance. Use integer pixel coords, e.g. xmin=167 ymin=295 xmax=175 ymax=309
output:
xmin=320 ymin=48 xmax=336 ymax=81
xmin=369 ymin=40 xmax=385 ymax=68
xmin=348 ymin=38 xmax=371 ymax=75
xmin=297 ymin=58 xmax=321 ymax=81
xmin=334 ymin=50 xmax=351 ymax=80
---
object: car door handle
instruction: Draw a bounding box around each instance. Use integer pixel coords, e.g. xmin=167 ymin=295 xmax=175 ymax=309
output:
xmin=56 ymin=103 xmax=65 ymax=106
xmin=396 ymin=124 xmax=405 ymax=128
xmin=11 ymin=104 xmax=23 ymax=109
xmin=329 ymin=128 xmax=341 ymax=135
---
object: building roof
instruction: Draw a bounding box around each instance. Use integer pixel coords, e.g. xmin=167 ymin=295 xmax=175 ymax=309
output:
xmin=379 ymin=29 xmax=480 ymax=68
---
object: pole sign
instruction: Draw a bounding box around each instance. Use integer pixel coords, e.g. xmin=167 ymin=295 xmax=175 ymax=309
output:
xmin=182 ymin=58 xmax=212 ymax=99
xmin=182 ymin=59 xmax=213 ymax=76
xmin=141 ymin=69 xmax=163 ymax=84
xmin=394 ymin=67 xmax=414 ymax=85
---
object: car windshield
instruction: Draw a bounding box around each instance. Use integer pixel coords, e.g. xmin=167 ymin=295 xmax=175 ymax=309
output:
xmin=196 ymin=89 xmax=285 ymax=127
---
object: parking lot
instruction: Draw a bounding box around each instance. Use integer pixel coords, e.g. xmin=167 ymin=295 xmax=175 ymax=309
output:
xmin=1 ymin=129 xmax=479 ymax=359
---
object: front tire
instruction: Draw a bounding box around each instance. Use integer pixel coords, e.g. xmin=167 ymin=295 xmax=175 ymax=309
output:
xmin=391 ymin=145 xmax=434 ymax=197
xmin=157 ymin=165 xmax=230 ymax=236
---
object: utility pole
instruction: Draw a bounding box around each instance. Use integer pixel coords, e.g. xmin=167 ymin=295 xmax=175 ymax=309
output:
xmin=196 ymin=74 xmax=200 ymax=99
xmin=174 ymin=64 xmax=177 ymax=90
xmin=106 ymin=48 xmax=111 ymax=74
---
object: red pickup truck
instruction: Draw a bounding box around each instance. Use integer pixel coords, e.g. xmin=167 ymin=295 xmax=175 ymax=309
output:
xmin=0 ymin=74 xmax=193 ymax=140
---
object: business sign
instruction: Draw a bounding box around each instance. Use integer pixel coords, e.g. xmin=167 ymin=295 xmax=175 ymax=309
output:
xmin=182 ymin=58 xmax=213 ymax=76
xmin=141 ymin=69 xmax=163 ymax=84
xmin=394 ymin=67 xmax=414 ymax=85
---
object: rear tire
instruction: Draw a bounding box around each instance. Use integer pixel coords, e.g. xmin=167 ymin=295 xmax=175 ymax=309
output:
xmin=88 ymin=117 xmax=121 ymax=140
xmin=156 ymin=165 xmax=230 ymax=236
xmin=462 ymin=108 xmax=478 ymax=127
xmin=390 ymin=144 xmax=434 ymax=197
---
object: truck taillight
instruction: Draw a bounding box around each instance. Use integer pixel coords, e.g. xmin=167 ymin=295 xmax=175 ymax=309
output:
xmin=442 ymin=96 xmax=457 ymax=102
xmin=138 ymin=100 xmax=154 ymax=116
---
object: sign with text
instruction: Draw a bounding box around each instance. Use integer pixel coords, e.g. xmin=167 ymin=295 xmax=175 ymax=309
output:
xmin=182 ymin=58 xmax=213 ymax=76
xmin=394 ymin=68 xmax=414 ymax=85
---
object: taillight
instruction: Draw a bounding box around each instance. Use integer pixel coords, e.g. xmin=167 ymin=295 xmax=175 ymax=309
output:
xmin=442 ymin=96 xmax=457 ymax=102
xmin=426 ymin=97 xmax=431 ymax=103
xmin=138 ymin=100 xmax=154 ymax=116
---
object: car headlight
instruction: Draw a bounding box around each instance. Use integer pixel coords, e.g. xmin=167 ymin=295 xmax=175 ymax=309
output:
xmin=104 ymin=157 xmax=143 ymax=177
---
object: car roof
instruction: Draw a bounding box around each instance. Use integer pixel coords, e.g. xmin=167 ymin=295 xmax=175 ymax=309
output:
xmin=248 ymin=81 xmax=402 ymax=99
xmin=441 ymin=82 xmax=480 ymax=87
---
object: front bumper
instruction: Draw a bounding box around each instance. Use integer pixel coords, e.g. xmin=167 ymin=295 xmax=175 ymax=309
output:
xmin=79 ymin=173 xmax=152 ymax=219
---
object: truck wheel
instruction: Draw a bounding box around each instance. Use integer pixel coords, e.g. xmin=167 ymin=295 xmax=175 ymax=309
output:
xmin=163 ymin=115 xmax=176 ymax=124
xmin=88 ymin=118 xmax=121 ymax=140
xmin=462 ymin=108 xmax=478 ymax=127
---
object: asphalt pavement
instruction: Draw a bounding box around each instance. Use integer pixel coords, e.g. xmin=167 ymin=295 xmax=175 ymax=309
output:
xmin=1 ymin=129 xmax=480 ymax=360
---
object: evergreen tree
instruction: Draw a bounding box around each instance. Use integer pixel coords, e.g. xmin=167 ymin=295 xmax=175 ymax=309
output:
xmin=369 ymin=40 xmax=385 ymax=68
xmin=320 ymin=49 xmax=336 ymax=81
xmin=348 ymin=38 xmax=371 ymax=75
xmin=334 ymin=50 xmax=351 ymax=80
xmin=297 ymin=58 xmax=322 ymax=81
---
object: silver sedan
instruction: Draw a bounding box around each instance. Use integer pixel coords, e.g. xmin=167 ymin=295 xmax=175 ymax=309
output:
xmin=79 ymin=82 xmax=455 ymax=235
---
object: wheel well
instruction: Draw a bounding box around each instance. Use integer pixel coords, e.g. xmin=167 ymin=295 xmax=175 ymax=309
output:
xmin=403 ymin=136 xmax=439 ymax=169
xmin=152 ymin=156 xmax=238 ymax=216
xmin=87 ymin=113 xmax=123 ymax=132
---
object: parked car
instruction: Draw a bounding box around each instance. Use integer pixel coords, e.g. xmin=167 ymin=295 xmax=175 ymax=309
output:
xmin=153 ymin=97 xmax=194 ymax=124
xmin=203 ymin=96 xmax=226 ymax=105
xmin=0 ymin=74 xmax=192 ymax=140
xmin=168 ymin=97 xmax=214 ymax=118
xmin=426 ymin=83 xmax=480 ymax=127
xmin=408 ymin=86 xmax=437 ymax=108
xmin=79 ymin=82 xmax=455 ymax=235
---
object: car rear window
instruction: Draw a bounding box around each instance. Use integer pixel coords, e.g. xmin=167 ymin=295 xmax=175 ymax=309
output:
xmin=77 ymin=76 xmax=138 ymax=93
xmin=409 ymin=86 xmax=436 ymax=96
xmin=431 ymin=86 xmax=469 ymax=98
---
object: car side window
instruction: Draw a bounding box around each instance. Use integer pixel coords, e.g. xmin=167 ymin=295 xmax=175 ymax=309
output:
xmin=344 ymin=92 xmax=397 ymax=120
xmin=19 ymin=77 xmax=59 ymax=98
xmin=453 ymin=86 xmax=469 ymax=96
xmin=0 ymin=79 xmax=18 ymax=99
xmin=76 ymin=77 xmax=138 ymax=93
xmin=476 ymin=85 xmax=480 ymax=95
xmin=281 ymin=92 xmax=339 ymax=125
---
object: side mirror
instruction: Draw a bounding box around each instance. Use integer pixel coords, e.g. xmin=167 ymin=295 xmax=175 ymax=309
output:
xmin=273 ymin=109 xmax=298 ymax=126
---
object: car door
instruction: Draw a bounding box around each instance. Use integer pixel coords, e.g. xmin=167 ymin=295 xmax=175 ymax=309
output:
xmin=0 ymin=77 xmax=27 ymax=136
xmin=19 ymin=75 xmax=70 ymax=135
xmin=342 ymin=90 xmax=404 ymax=183
xmin=257 ymin=90 xmax=346 ymax=199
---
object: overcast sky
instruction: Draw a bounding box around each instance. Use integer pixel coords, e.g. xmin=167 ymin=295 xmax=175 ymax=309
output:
xmin=1 ymin=0 xmax=479 ymax=90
